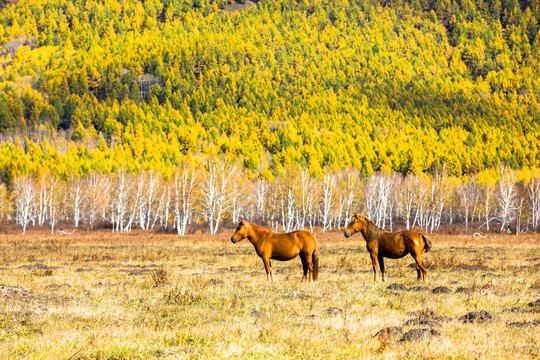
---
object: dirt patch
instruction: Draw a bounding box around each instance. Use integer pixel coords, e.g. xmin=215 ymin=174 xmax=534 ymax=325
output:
xmin=400 ymin=328 xmax=441 ymax=342
xmin=375 ymin=326 xmax=403 ymax=339
xmin=387 ymin=283 xmax=408 ymax=291
xmin=403 ymin=318 xmax=442 ymax=328
xmin=458 ymin=310 xmax=493 ymax=323
xmin=325 ymin=307 xmax=343 ymax=315
xmin=18 ymin=264 xmax=59 ymax=270
xmin=450 ymin=264 xmax=490 ymax=271
xmin=121 ymin=269 xmax=151 ymax=276
xmin=503 ymin=307 xmax=527 ymax=313
xmin=409 ymin=286 xmax=429 ymax=291
xmin=406 ymin=309 xmax=452 ymax=322
xmin=226 ymin=266 xmax=247 ymax=273
xmin=431 ymin=286 xmax=452 ymax=294
xmin=44 ymin=283 xmax=71 ymax=290
xmin=275 ymin=266 xmax=295 ymax=274
xmin=507 ymin=320 xmax=540 ymax=327
xmin=1 ymin=284 xmax=34 ymax=299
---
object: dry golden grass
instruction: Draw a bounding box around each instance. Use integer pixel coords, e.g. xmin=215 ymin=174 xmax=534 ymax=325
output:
xmin=0 ymin=230 xmax=539 ymax=359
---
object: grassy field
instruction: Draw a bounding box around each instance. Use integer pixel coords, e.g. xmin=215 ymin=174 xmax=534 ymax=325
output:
xmin=0 ymin=228 xmax=539 ymax=359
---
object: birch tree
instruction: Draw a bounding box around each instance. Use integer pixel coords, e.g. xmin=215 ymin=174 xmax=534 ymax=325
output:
xmin=296 ymin=169 xmax=316 ymax=231
xmin=458 ymin=178 xmax=480 ymax=230
xmin=252 ymin=178 xmax=268 ymax=221
xmin=84 ymin=173 xmax=110 ymax=229
xmin=497 ymin=166 xmax=518 ymax=232
xmin=48 ymin=177 xmax=63 ymax=234
xmin=137 ymin=171 xmax=162 ymax=230
xmin=13 ymin=175 xmax=37 ymax=233
xmin=320 ymin=173 xmax=336 ymax=232
xmin=200 ymin=160 xmax=239 ymax=234
xmin=37 ymin=174 xmax=52 ymax=226
xmin=230 ymin=172 xmax=246 ymax=225
xmin=526 ymin=176 xmax=540 ymax=231
xmin=279 ymin=175 xmax=297 ymax=232
xmin=110 ymin=171 xmax=130 ymax=232
xmin=398 ymin=175 xmax=418 ymax=230
xmin=172 ymin=166 xmax=197 ymax=236
xmin=363 ymin=172 xmax=396 ymax=228
xmin=481 ymin=183 xmax=496 ymax=232
xmin=267 ymin=181 xmax=281 ymax=232
xmin=339 ymin=168 xmax=361 ymax=228
xmin=68 ymin=176 xmax=84 ymax=228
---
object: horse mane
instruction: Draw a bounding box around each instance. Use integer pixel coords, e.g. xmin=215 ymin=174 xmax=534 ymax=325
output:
xmin=245 ymin=220 xmax=273 ymax=235
xmin=363 ymin=217 xmax=388 ymax=241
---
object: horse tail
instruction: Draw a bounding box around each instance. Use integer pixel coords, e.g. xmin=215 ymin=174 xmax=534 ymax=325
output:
xmin=422 ymin=235 xmax=432 ymax=252
xmin=312 ymin=241 xmax=320 ymax=281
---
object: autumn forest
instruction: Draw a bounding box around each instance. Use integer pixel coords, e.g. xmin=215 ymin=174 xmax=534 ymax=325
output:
xmin=1 ymin=0 xmax=540 ymax=234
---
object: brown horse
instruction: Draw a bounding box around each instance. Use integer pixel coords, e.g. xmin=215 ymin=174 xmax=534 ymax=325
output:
xmin=344 ymin=213 xmax=432 ymax=282
xmin=231 ymin=220 xmax=319 ymax=282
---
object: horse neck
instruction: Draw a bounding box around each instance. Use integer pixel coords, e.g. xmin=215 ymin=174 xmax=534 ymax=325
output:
xmin=362 ymin=222 xmax=386 ymax=242
xmin=247 ymin=223 xmax=270 ymax=246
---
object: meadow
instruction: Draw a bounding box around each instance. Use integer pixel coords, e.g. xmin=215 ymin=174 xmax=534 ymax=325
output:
xmin=0 ymin=228 xmax=539 ymax=359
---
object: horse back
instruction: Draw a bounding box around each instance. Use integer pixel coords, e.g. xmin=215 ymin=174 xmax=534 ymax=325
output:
xmin=268 ymin=230 xmax=317 ymax=259
xmin=290 ymin=230 xmax=318 ymax=250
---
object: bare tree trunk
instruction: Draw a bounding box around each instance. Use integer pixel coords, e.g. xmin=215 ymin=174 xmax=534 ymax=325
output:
xmin=200 ymin=160 xmax=239 ymax=235
xmin=111 ymin=172 xmax=129 ymax=232
xmin=321 ymin=174 xmax=335 ymax=233
xmin=497 ymin=165 xmax=517 ymax=232
xmin=482 ymin=184 xmax=495 ymax=232
xmin=69 ymin=177 xmax=84 ymax=228
xmin=253 ymin=178 xmax=268 ymax=222
xmin=527 ymin=177 xmax=540 ymax=231
xmin=47 ymin=175 xmax=61 ymax=234
xmin=85 ymin=174 xmax=110 ymax=230
xmin=13 ymin=175 xmax=37 ymax=234
xmin=173 ymin=166 xmax=196 ymax=236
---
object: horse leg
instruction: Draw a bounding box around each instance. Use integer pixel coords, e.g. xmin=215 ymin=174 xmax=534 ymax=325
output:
xmin=263 ymin=258 xmax=273 ymax=282
xmin=306 ymin=254 xmax=314 ymax=282
xmin=378 ymin=254 xmax=386 ymax=282
xmin=370 ymin=252 xmax=379 ymax=282
xmin=412 ymin=253 xmax=428 ymax=283
xmin=269 ymin=260 xmax=275 ymax=282
xmin=300 ymin=253 xmax=308 ymax=281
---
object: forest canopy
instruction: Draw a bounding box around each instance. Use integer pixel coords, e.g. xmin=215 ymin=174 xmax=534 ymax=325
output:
xmin=0 ymin=0 xmax=539 ymax=184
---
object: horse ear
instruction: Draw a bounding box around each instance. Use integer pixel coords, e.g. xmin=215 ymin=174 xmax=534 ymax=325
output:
xmin=353 ymin=212 xmax=358 ymax=219
xmin=239 ymin=219 xmax=245 ymax=225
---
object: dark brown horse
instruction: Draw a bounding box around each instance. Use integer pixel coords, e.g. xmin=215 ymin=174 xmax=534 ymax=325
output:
xmin=231 ymin=220 xmax=319 ymax=282
xmin=344 ymin=213 xmax=432 ymax=282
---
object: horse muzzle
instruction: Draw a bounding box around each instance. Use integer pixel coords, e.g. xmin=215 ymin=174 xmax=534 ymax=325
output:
xmin=344 ymin=231 xmax=350 ymax=238
xmin=231 ymin=236 xmax=238 ymax=243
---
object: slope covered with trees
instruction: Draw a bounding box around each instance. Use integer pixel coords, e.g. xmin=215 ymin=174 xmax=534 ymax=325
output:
xmin=0 ymin=0 xmax=539 ymax=184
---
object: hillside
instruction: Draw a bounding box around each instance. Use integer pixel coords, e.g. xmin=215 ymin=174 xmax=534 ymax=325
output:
xmin=0 ymin=0 xmax=539 ymax=182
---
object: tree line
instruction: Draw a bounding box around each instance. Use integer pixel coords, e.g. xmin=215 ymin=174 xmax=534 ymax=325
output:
xmin=4 ymin=159 xmax=540 ymax=235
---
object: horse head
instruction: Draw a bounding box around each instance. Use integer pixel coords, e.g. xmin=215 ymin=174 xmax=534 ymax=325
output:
xmin=344 ymin=213 xmax=367 ymax=238
xmin=231 ymin=220 xmax=249 ymax=243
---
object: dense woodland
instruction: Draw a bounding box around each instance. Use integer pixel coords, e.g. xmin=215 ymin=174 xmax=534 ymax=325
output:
xmin=1 ymin=0 xmax=540 ymax=233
